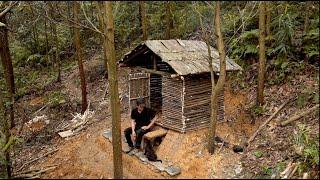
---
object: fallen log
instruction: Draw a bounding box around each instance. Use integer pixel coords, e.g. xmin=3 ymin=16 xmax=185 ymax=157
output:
xmin=280 ymin=161 xmax=293 ymax=177
xmin=288 ymin=163 xmax=298 ymax=178
xmin=280 ymin=104 xmax=319 ymax=126
xmin=14 ymin=164 xmax=58 ymax=176
xmin=247 ymin=99 xmax=290 ymax=148
xmin=302 ymin=172 xmax=308 ymax=179
xmin=16 ymin=149 xmax=59 ymax=172
xmin=14 ymin=166 xmax=57 ymax=179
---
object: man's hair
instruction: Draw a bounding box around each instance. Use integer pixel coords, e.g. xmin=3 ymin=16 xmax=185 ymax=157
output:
xmin=136 ymin=98 xmax=145 ymax=106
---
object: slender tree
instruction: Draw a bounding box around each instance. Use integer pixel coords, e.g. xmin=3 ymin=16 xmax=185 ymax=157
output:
xmin=165 ymin=1 xmax=172 ymax=39
xmin=208 ymin=1 xmax=227 ymax=154
xmin=139 ymin=1 xmax=148 ymax=40
xmin=266 ymin=2 xmax=271 ymax=36
xmin=96 ymin=1 xmax=108 ymax=76
xmin=0 ymin=91 xmax=11 ymax=178
xmin=67 ymin=1 xmax=73 ymax=38
xmin=257 ymin=1 xmax=266 ymax=106
xmin=73 ymin=1 xmax=88 ymax=114
xmin=105 ymin=1 xmax=123 ymax=178
xmin=44 ymin=15 xmax=50 ymax=63
xmin=29 ymin=3 xmax=39 ymax=53
xmin=0 ymin=8 xmax=15 ymax=129
xmin=52 ymin=22 xmax=61 ymax=82
xmin=303 ymin=1 xmax=312 ymax=34
xmin=49 ymin=2 xmax=61 ymax=82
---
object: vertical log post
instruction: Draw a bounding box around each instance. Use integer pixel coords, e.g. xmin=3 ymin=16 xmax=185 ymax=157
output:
xmin=105 ymin=1 xmax=123 ymax=178
xmin=257 ymin=1 xmax=266 ymax=106
xmin=73 ymin=1 xmax=88 ymax=114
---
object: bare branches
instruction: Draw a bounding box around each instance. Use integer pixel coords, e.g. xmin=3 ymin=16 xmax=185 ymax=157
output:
xmin=0 ymin=1 xmax=18 ymax=18
xmin=36 ymin=1 xmax=103 ymax=35
xmin=80 ymin=2 xmax=103 ymax=35
xmin=225 ymin=1 xmax=259 ymax=54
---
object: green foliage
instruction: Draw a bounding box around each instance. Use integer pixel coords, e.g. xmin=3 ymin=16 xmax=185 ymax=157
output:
xmin=296 ymin=85 xmax=316 ymax=108
xmin=10 ymin=41 xmax=32 ymax=67
xmin=302 ymin=15 xmax=320 ymax=60
xmin=251 ymin=104 xmax=265 ymax=117
xmin=253 ymin=150 xmax=263 ymax=158
xmin=293 ymin=125 xmax=320 ymax=166
xmin=46 ymin=91 xmax=66 ymax=107
xmin=267 ymin=61 xmax=306 ymax=85
xmin=229 ymin=29 xmax=259 ymax=60
xmin=276 ymin=162 xmax=286 ymax=173
xmin=262 ymin=167 xmax=273 ymax=175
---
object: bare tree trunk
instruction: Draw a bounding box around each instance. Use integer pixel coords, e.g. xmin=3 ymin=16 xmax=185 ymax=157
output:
xmin=196 ymin=2 xmax=216 ymax=154
xmin=50 ymin=2 xmax=61 ymax=82
xmin=67 ymin=1 xmax=73 ymax=38
xmin=0 ymin=91 xmax=11 ymax=178
xmin=90 ymin=1 xmax=94 ymax=18
xmin=208 ymin=1 xmax=227 ymax=154
xmin=0 ymin=15 xmax=15 ymax=129
xmin=266 ymin=2 xmax=271 ymax=36
xmin=52 ymin=23 xmax=61 ymax=82
xmin=44 ymin=17 xmax=50 ymax=63
xmin=105 ymin=1 xmax=123 ymax=178
xmin=96 ymin=1 xmax=108 ymax=76
xmin=257 ymin=2 xmax=266 ymax=106
xmin=303 ymin=1 xmax=312 ymax=34
xmin=29 ymin=4 xmax=39 ymax=53
xmin=139 ymin=1 xmax=148 ymax=40
xmin=50 ymin=19 xmax=54 ymax=68
xmin=165 ymin=1 xmax=172 ymax=39
xmin=73 ymin=1 xmax=88 ymax=114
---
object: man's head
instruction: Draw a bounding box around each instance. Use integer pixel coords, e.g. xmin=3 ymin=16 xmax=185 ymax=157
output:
xmin=136 ymin=98 xmax=145 ymax=112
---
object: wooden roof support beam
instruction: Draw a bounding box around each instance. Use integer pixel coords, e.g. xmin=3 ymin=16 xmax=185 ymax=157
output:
xmin=122 ymin=46 xmax=149 ymax=63
xmin=136 ymin=66 xmax=176 ymax=77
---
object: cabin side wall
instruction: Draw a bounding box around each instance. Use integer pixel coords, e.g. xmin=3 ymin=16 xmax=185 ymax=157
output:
xmin=182 ymin=74 xmax=225 ymax=132
xmin=183 ymin=75 xmax=211 ymax=131
xmin=161 ymin=76 xmax=185 ymax=132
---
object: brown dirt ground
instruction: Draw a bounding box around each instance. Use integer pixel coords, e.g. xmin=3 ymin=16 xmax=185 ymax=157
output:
xmin=25 ymin=73 xmax=257 ymax=179
xmin=13 ymin=55 xmax=290 ymax=179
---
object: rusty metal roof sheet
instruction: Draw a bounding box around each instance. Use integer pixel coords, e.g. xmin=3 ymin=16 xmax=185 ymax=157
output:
xmin=121 ymin=39 xmax=243 ymax=76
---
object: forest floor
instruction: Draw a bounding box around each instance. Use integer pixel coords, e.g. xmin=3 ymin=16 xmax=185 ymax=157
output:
xmin=10 ymin=52 xmax=319 ymax=179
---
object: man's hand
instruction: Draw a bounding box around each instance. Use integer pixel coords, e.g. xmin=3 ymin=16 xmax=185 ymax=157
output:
xmin=141 ymin=126 xmax=149 ymax=130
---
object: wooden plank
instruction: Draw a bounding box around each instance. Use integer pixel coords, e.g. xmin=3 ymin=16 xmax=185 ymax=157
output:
xmin=144 ymin=129 xmax=168 ymax=140
xmin=136 ymin=66 xmax=172 ymax=77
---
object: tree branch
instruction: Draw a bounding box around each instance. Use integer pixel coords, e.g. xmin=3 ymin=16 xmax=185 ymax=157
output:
xmin=0 ymin=1 xmax=18 ymax=18
xmin=80 ymin=2 xmax=103 ymax=35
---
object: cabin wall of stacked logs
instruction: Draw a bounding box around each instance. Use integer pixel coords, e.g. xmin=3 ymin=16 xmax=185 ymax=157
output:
xmin=183 ymin=74 xmax=225 ymax=132
xmin=162 ymin=74 xmax=225 ymax=133
xmin=128 ymin=53 xmax=225 ymax=133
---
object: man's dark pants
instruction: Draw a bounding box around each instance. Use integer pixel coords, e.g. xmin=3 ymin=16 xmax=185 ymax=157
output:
xmin=124 ymin=127 xmax=150 ymax=148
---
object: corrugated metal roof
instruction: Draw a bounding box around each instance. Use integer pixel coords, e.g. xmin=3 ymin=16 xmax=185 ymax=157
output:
xmin=121 ymin=39 xmax=243 ymax=76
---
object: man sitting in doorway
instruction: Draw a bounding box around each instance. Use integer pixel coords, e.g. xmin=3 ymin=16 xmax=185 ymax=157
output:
xmin=124 ymin=98 xmax=157 ymax=151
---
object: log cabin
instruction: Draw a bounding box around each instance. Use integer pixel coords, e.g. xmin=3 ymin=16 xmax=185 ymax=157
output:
xmin=119 ymin=39 xmax=242 ymax=133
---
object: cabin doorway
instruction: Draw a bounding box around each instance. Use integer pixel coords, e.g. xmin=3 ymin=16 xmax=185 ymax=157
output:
xmin=128 ymin=72 xmax=163 ymax=113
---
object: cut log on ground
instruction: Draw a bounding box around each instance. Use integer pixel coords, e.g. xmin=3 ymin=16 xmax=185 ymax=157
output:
xmin=13 ymin=166 xmax=57 ymax=179
xmin=14 ymin=164 xmax=59 ymax=176
xmin=280 ymin=104 xmax=319 ymax=126
xmin=16 ymin=149 xmax=59 ymax=172
xmin=280 ymin=161 xmax=296 ymax=179
xmin=302 ymin=172 xmax=309 ymax=179
xmin=247 ymin=99 xmax=290 ymax=148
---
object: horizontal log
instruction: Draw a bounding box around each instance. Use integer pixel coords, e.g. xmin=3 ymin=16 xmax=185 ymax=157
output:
xmin=185 ymin=124 xmax=210 ymax=131
xmin=136 ymin=67 xmax=173 ymax=77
